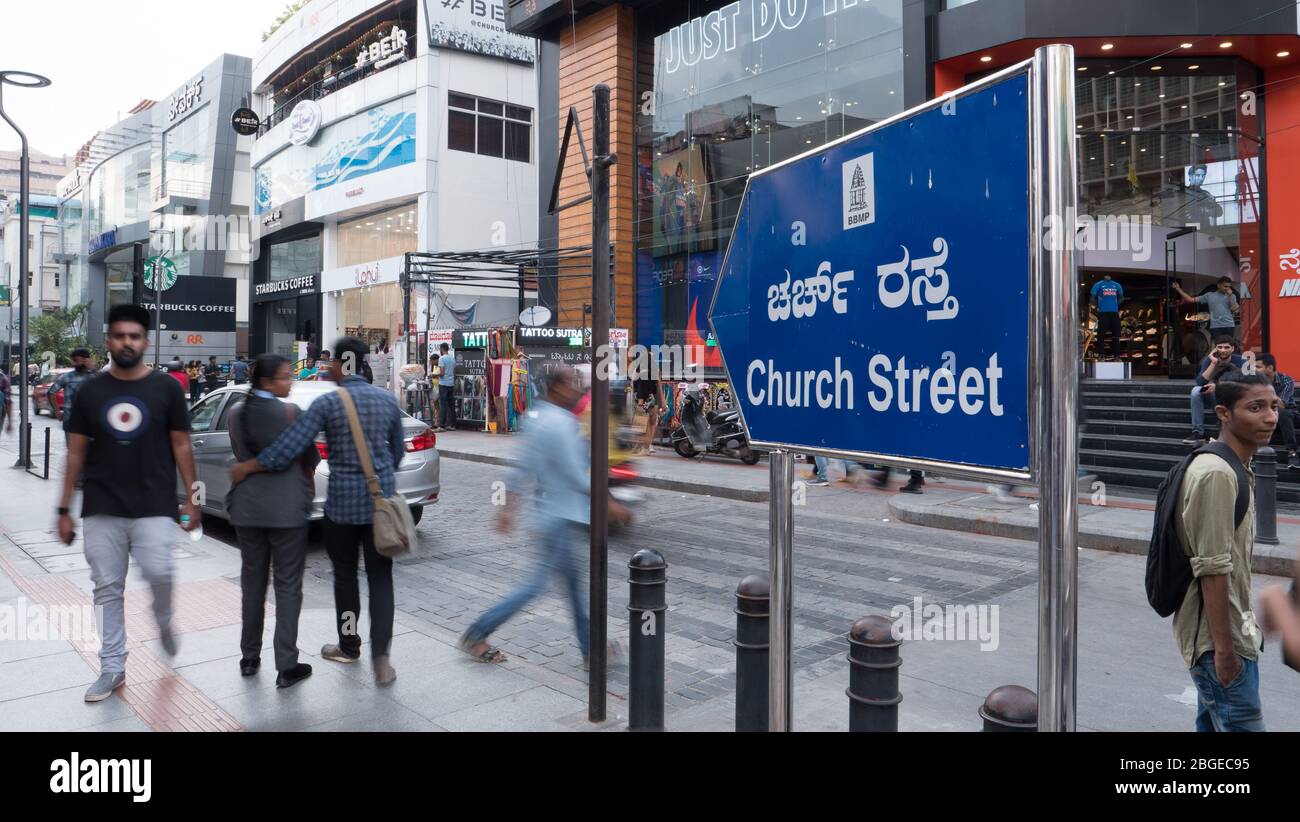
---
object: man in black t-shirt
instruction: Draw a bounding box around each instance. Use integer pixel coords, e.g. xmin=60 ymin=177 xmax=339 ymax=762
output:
xmin=204 ymin=355 xmax=221 ymax=395
xmin=57 ymin=304 xmax=201 ymax=703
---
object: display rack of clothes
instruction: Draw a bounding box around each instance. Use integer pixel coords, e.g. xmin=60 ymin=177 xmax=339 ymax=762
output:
xmin=485 ymin=328 xmax=517 ymax=433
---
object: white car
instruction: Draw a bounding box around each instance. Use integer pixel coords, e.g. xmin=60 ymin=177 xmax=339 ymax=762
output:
xmin=178 ymin=382 xmax=440 ymax=523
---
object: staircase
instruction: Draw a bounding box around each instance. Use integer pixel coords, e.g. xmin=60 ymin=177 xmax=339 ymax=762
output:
xmin=1081 ymin=379 xmax=1300 ymax=504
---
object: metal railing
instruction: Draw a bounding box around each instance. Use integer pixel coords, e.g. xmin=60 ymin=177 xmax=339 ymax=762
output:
xmin=257 ymin=48 xmax=411 ymax=138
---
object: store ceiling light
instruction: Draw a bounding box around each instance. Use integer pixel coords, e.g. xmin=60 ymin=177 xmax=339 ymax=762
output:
xmin=1101 ymin=43 xmax=1114 ymax=51
xmin=980 ymin=55 xmax=993 ymax=62
xmin=1180 ymin=42 xmax=1193 ymax=49
xmin=1219 ymin=81 xmax=1226 ymax=86
xmin=1188 ymin=64 xmax=1199 ymax=70
xmin=1152 ymin=65 xmax=1162 ymax=71
xmin=1077 ymin=66 xmax=1087 ymax=72
xmin=1219 ymin=42 xmax=1232 ymax=48
xmin=1279 ymin=51 xmax=1292 ymax=58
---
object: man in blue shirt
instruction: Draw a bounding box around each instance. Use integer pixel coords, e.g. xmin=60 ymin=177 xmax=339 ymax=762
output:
xmin=53 ymin=348 xmax=96 ymax=433
xmin=1183 ymin=335 xmax=1248 ymax=445
xmin=1257 ymin=353 xmax=1300 ymax=469
xmin=229 ymin=336 xmax=406 ymax=685
xmin=229 ymin=355 xmax=250 ymax=385
xmin=436 ymin=342 xmax=456 ymax=431
xmin=1089 ymin=274 xmax=1124 ymax=360
xmin=458 ymin=367 xmax=630 ymax=667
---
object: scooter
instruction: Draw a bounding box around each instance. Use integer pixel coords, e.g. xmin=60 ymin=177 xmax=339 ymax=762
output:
xmin=670 ymin=387 xmax=761 ymax=464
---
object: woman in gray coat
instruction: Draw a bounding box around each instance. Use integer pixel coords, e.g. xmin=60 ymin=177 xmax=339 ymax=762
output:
xmin=228 ymin=353 xmax=318 ymax=688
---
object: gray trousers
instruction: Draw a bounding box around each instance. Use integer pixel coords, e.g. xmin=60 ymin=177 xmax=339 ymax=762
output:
xmin=83 ymin=516 xmax=176 ymax=675
xmin=235 ymin=525 xmax=307 ymax=671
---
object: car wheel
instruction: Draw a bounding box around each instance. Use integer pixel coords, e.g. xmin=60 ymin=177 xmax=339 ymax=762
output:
xmin=409 ymin=505 xmax=424 ymax=525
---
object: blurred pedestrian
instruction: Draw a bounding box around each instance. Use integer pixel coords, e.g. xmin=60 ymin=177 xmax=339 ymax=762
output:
xmin=459 ymin=367 xmax=631 ymax=668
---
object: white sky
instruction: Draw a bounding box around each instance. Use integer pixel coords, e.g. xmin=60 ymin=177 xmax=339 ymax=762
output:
xmin=0 ymin=0 xmax=277 ymax=157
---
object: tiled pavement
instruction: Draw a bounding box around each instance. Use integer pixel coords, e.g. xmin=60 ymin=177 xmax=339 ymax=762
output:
xmin=3 ymin=415 xmax=1299 ymax=731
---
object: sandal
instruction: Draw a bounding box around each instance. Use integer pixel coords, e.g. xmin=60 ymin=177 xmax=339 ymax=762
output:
xmin=458 ymin=635 xmax=506 ymax=663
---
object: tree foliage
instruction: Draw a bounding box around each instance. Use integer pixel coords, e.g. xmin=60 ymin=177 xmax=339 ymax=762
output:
xmin=262 ymin=1 xmax=310 ymax=42
xmin=30 ymin=303 xmax=97 ymax=369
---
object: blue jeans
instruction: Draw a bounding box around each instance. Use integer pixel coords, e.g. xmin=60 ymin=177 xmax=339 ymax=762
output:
xmin=813 ymin=457 xmax=854 ymax=481
xmin=1190 ymin=385 xmax=1211 ymax=434
xmin=1188 ymin=651 xmax=1265 ymax=732
xmin=466 ymin=521 xmax=590 ymax=658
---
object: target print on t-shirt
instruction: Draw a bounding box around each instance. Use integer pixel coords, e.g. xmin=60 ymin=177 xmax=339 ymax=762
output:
xmin=103 ymin=397 xmax=151 ymax=441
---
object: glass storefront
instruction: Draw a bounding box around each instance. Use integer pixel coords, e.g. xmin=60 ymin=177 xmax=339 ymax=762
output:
xmin=252 ymin=231 xmax=323 ymax=361
xmin=633 ymin=0 xmax=905 ymax=371
xmin=339 ymin=284 xmax=403 ymax=352
xmin=335 ymin=202 xmax=418 ymax=267
xmin=1074 ymin=58 xmax=1261 ymax=375
xmin=265 ymin=293 xmax=322 ymax=359
xmin=57 ymin=196 xmax=84 ymax=308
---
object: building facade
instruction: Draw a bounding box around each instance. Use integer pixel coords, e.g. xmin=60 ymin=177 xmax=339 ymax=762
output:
xmin=59 ymin=53 xmax=253 ymax=361
xmin=1 ymin=194 xmax=62 ymax=357
xmin=249 ymin=0 xmax=539 ymax=364
xmin=0 ymin=148 xmax=73 ymax=203
xmin=509 ymin=0 xmax=1300 ymax=377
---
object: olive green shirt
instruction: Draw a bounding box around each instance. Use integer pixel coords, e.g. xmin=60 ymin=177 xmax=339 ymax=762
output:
xmin=1173 ymin=451 xmax=1262 ymax=669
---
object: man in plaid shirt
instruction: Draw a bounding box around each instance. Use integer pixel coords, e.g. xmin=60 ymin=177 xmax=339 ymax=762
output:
xmin=1258 ymin=353 xmax=1300 ymax=470
xmin=230 ymin=336 xmax=406 ymax=685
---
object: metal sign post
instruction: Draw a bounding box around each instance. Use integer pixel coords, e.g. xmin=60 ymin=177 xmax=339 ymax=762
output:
xmin=710 ymin=46 xmax=1078 ymax=731
xmin=1030 ymin=44 xmax=1080 ymax=733
xmin=768 ymin=450 xmax=794 ymax=731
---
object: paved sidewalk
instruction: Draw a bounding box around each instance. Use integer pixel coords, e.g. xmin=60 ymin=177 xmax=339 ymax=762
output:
xmin=889 ymin=487 xmax=1300 ymax=576
xmin=436 ymin=428 xmax=772 ymax=501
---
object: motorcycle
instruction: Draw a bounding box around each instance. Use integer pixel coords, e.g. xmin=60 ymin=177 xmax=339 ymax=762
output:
xmin=670 ymin=387 xmax=761 ymax=464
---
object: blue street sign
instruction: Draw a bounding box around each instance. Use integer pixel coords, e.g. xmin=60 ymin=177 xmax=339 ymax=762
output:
xmin=710 ymin=71 xmax=1032 ymax=474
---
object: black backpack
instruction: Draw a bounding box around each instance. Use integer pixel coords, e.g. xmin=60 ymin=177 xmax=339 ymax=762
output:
xmin=1146 ymin=441 xmax=1250 ymax=618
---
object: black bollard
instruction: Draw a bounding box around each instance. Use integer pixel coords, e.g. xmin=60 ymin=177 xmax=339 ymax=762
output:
xmin=627 ymin=549 xmax=666 ymax=732
xmin=1252 ymin=446 xmax=1280 ymax=545
xmin=734 ymin=575 xmax=770 ymax=732
xmin=980 ymin=685 xmax=1038 ymax=731
xmin=846 ymin=615 xmax=901 ymax=732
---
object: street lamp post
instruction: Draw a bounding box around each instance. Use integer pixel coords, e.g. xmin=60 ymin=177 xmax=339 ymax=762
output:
xmin=149 ymin=227 xmax=174 ymax=367
xmin=0 ymin=70 xmax=53 ymax=469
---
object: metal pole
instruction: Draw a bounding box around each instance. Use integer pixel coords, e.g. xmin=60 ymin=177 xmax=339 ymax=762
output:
xmin=154 ymin=259 xmax=162 ymax=367
xmin=589 ymin=83 xmax=615 ymax=723
xmin=0 ymin=84 xmax=32 ymax=469
xmin=1252 ymin=446 xmax=1280 ymax=545
xmin=768 ymin=449 xmax=793 ymax=731
xmin=1032 ymin=44 xmax=1080 ymax=733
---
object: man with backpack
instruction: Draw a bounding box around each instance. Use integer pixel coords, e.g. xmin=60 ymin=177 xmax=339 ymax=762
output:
xmin=1149 ymin=374 xmax=1279 ymax=731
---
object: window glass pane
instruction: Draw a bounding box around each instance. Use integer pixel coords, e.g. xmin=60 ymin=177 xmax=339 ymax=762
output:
xmin=269 ymin=236 xmax=321 ymax=281
xmin=449 ymin=110 xmax=476 ymax=152
xmin=190 ymin=397 xmax=221 ymax=433
xmin=336 ymin=202 xmax=419 ymax=266
xmin=478 ymin=99 xmax=503 ymax=116
xmin=477 ymin=116 xmax=503 ymax=157
xmin=505 ymin=121 xmax=530 ymax=163
xmin=449 ymin=92 xmax=476 ymax=110
xmin=505 ymin=104 xmax=531 ymax=122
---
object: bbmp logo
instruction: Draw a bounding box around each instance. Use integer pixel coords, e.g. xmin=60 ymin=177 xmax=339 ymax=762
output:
xmin=842 ymin=153 xmax=875 ymax=230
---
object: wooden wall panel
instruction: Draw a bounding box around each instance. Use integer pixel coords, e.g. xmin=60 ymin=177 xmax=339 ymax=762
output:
xmin=555 ymin=4 xmax=636 ymax=334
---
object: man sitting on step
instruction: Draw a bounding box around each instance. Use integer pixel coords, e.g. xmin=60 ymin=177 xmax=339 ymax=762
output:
xmin=1183 ymin=336 xmax=1245 ymax=446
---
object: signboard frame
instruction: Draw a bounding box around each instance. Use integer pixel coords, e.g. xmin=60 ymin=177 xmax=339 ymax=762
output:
xmin=709 ymin=46 xmax=1080 ymax=732
xmin=709 ymin=58 xmax=1066 ymax=485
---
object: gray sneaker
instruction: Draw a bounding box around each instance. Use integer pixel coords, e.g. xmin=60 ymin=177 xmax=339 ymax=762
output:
xmin=321 ymin=644 xmax=360 ymax=663
xmin=84 ymin=672 xmax=126 ymax=703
